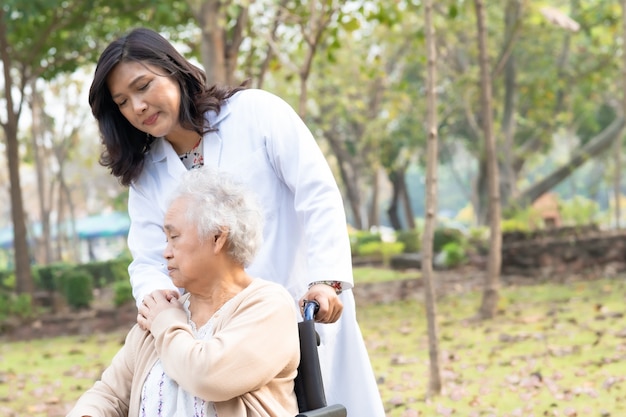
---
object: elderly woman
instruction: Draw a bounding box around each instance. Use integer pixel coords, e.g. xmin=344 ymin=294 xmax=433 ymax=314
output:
xmin=67 ymin=168 xmax=300 ymax=417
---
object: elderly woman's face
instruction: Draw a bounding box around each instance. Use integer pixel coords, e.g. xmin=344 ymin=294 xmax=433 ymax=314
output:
xmin=162 ymin=197 xmax=213 ymax=290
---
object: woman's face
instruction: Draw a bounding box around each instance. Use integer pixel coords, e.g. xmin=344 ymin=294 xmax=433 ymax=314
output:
xmin=162 ymin=197 xmax=214 ymax=291
xmin=107 ymin=60 xmax=181 ymax=139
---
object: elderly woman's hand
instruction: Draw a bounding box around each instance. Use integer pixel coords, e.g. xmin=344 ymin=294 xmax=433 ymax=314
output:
xmin=299 ymin=284 xmax=343 ymax=323
xmin=137 ymin=290 xmax=183 ymax=331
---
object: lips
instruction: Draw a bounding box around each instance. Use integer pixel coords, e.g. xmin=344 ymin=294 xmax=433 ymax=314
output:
xmin=143 ymin=113 xmax=159 ymax=126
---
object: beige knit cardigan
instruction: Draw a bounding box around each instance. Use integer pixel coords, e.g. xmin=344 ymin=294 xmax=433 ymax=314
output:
xmin=66 ymin=279 xmax=300 ymax=417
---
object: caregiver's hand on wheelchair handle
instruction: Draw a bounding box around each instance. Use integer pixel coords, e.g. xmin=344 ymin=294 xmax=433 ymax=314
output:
xmin=299 ymin=284 xmax=343 ymax=323
xmin=137 ymin=289 xmax=182 ymax=331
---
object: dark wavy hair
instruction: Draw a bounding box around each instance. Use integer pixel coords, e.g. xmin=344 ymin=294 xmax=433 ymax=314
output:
xmin=89 ymin=27 xmax=245 ymax=186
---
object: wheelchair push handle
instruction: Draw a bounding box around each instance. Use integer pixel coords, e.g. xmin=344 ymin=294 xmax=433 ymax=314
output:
xmin=303 ymin=300 xmax=320 ymax=321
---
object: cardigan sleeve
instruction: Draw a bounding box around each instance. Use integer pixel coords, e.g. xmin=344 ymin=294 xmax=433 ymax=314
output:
xmin=149 ymin=284 xmax=299 ymax=402
xmin=66 ymin=326 xmax=143 ymax=417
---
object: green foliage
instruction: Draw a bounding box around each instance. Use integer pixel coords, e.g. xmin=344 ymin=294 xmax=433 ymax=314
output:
xmin=395 ymin=229 xmax=420 ymax=253
xmin=60 ymin=269 xmax=93 ymax=310
xmin=559 ymin=196 xmax=601 ymax=226
xmin=466 ymin=226 xmax=490 ymax=255
xmin=349 ymin=230 xmax=382 ymax=254
xmin=357 ymin=241 xmax=405 ymax=266
xmin=352 ymin=266 xmax=420 ymax=284
xmin=3 ymin=0 xmax=195 ymax=80
xmin=501 ymin=205 xmax=542 ymax=233
xmin=0 ymin=270 xmax=16 ymax=291
xmin=433 ymin=227 xmax=466 ymax=253
xmin=112 ymin=280 xmax=134 ymax=308
xmin=34 ymin=262 xmax=75 ymax=292
xmin=440 ymin=242 xmax=467 ymax=268
xmin=79 ymin=257 xmax=130 ymax=288
xmin=0 ymin=292 xmax=34 ymax=322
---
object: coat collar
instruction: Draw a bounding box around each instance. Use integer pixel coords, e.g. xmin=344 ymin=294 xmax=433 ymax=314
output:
xmin=148 ymin=98 xmax=233 ymax=165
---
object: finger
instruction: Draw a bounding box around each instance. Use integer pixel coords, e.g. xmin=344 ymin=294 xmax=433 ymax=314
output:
xmin=314 ymin=296 xmax=331 ymax=322
xmin=151 ymin=290 xmax=167 ymax=302
xmin=165 ymin=290 xmax=180 ymax=301
xmin=142 ymin=294 xmax=154 ymax=307
xmin=328 ymin=299 xmax=344 ymax=323
xmin=137 ymin=313 xmax=147 ymax=330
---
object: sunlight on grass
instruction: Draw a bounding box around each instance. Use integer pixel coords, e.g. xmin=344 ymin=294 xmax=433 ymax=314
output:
xmin=0 ymin=331 xmax=127 ymax=417
xmin=353 ymin=266 xmax=420 ymax=284
xmin=2 ymin=278 xmax=626 ymax=416
xmin=358 ymin=277 xmax=626 ymax=416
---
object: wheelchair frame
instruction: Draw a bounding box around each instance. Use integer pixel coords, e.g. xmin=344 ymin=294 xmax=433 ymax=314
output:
xmin=294 ymin=301 xmax=347 ymax=417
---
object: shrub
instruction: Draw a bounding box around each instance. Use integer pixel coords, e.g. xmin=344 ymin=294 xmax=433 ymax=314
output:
xmin=34 ymin=262 xmax=74 ymax=292
xmin=441 ymin=242 xmax=467 ymax=268
xmin=395 ymin=229 xmax=420 ymax=253
xmin=358 ymin=241 xmax=404 ymax=265
xmin=80 ymin=257 xmax=131 ymax=288
xmin=350 ymin=231 xmax=383 ymax=256
xmin=0 ymin=292 xmax=34 ymax=322
xmin=113 ymin=280 xmax=134 ymax=307
xmin=0 ymin=270 xmax=15 ymax=291
xmin=61 ymin=269 xmax=93 ymax=310
xmin=433 ymin=227 xmax=466 ymax=253
xmin=560 ymin=196 xmax=600 ymax=226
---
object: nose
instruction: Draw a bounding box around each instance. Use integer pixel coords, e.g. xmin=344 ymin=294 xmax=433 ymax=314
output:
xmin=131 ymin=96 xmax=147 ymax=114
xmin=163 ymin=242 xmax=173 ymax=260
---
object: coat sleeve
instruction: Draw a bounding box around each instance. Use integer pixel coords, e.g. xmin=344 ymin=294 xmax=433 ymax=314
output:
xmin=149 ymin=286 xmax=299 ymax=402
xmin=66 ymin=327 xmax=142 ymax=417
xmin=253 ymin=90 xmax=354 ymax=290
xmin=127 ymin=183 xmax=178 ymax=307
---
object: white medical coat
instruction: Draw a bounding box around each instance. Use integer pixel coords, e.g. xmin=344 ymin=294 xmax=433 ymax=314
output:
xmin=126 ymin=89 xmax=386 ymax=416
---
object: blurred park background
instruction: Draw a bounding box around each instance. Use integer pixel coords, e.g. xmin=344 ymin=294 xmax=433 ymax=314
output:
xmin=3 ymin=0 xmax=626 ymax=416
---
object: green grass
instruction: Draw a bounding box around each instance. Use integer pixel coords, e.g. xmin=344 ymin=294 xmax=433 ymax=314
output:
xmin=353 ymin=266 xmax=420 ymax=283
xmin=2 ymin=277 xmax=626 ymax=416
xmin=0 ymin=332 xmax=127 ymax=416
xmin=360 ymin=278 xmax=626 ymax=416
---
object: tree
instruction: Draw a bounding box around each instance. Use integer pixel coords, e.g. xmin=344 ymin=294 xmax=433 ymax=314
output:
xmin=0 ymin=0 xmax=192 ymax=294
xmin=422 ymin=0 xmax=443 ymax=395
xmin=432 ymin=1 xmax=621 ymax=222
xmin=617 ymin=0 xmax=626 ymax=228
xmin=187 ymin=0 xmax=249 ymax=85
xmin=474 ymin=0 xmax=502 ymax=319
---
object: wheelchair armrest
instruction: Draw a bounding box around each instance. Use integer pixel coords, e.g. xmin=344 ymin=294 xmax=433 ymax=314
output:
xmin=295 ymin=403 xmax=347 ymax=417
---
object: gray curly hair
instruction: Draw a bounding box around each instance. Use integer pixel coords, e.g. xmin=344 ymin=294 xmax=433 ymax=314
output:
xmin=166 ymin=167 xmax=264 ymax=267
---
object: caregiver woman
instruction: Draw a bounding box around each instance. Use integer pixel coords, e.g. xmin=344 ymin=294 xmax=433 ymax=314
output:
xmin=88 ymin=27 xmax=385 ymax=416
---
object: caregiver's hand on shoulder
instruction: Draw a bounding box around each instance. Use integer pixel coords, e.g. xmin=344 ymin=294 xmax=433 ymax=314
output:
xmin=137 ymin=290 xmax=182 ymax=331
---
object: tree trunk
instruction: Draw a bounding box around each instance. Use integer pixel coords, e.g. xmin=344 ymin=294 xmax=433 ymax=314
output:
xmin=618 ymin=0 xmax=626 ymax=228
xmin=194 ymin=0 xmax=248 ymax=86
xmin=367 ymin=168 xmax=381 ymax=229
xmin=422 ymin=0 xmax=442 ymax=396
xmin=499 ymin=0 xmax=521 ymax=206
xmin=387 ymin=169 xmax=403 ymax=230
xmin=0 ymin=12 xmax=34 ymax=295
xmin=324 ymin=130 xmax=364 ymax=229
xmin=399 ymin=166 xmax=416 ymax=230
xmin=29 ymin=86 xmax=53 ymax=265
xmin=474 ymin=0 xmax=502 ymax=320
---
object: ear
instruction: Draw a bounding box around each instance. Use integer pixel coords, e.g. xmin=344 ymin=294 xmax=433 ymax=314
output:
xmin=213 ymin=227 xmax=229 ymax=254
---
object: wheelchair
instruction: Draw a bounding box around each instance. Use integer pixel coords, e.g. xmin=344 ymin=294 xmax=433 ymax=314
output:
xmin=294 ymin=301 xmax=347 ymax=417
